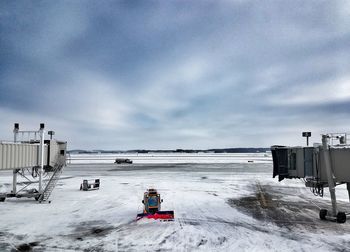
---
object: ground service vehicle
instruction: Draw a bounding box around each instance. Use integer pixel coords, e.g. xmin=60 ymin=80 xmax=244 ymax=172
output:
xmin=136 ymin=189 xmax=174 ymax=220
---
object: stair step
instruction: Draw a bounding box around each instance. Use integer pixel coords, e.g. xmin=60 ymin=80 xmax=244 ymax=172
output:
xmin=39 ymin=165 xmax=64 ymax=202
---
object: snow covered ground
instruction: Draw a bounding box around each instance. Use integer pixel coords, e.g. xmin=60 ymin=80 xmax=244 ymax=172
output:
xmin=1 ymin=154 xmax=350 ymax=251
xmin=67 ymin=152 xmax=272 ymax=164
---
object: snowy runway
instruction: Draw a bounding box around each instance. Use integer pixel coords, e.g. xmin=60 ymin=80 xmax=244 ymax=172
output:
xmin=1 ymin=161 xmax=350 ymax=251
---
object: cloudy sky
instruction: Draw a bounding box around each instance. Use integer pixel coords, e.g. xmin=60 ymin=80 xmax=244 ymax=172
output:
xmin=1 ymin=1 xmax=350 ymax=150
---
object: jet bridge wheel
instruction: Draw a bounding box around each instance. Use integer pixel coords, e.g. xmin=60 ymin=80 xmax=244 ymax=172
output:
xmin=336 ymin=212 xmax=346 ymax=223
xmin=319 ymin=209 xmax=327 ymax=220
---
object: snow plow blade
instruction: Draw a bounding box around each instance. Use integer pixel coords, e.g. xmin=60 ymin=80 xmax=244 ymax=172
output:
xmin=136 ymin=211 xmax=174 ymax=221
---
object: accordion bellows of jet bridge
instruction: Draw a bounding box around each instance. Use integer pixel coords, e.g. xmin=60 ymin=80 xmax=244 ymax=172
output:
xmin=0 ymin=142 xmax=40 ymax=170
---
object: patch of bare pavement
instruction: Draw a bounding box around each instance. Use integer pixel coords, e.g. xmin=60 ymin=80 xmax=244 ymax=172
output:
xmin=227 ymin=182 xmax=350 ymax=232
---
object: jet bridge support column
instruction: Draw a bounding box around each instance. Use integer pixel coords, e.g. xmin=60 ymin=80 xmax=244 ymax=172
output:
xmin=12 ymin=124 xmax=19 ymax=194
xmin=322 ymin=135 xmax=338 ymax=217
xmin=12 ymin=169 xmax=19 ymax=194
xmin=39 ymin=124 xmax=45 ymax=194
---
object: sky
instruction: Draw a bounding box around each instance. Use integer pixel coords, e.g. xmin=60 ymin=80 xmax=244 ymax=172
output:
xmin=1 ymin=1 xmax=350 ymax=150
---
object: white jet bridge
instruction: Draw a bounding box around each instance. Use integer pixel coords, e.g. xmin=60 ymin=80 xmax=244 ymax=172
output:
xmin=271 ymin=133 xmax=350 ymax=223
xmin=0 ymin=123 xmax=66 ymax=202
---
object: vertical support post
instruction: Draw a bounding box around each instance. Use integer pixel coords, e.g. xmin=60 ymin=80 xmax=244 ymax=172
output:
xmin=322 ymin=135 xmax=337 ymax=216
xmin=347 ymin=183 xmax=350 ymax=203
xmin=12 ymin=123 xmax=20 ymax=195
xmin=12 ymin=169 xmax=18 ymax=194
xmin=39 ymin=124 xmax=45 ymax=194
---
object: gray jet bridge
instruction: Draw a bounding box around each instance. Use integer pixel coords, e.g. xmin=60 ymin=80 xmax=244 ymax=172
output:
xmin=272 ymin=133 xmax=350 ymax=223
xmin=0 ymin=123 xmax=66 ymax=202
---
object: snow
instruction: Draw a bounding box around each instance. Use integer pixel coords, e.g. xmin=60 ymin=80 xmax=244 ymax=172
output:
xmin=1 ymin=154 xmax=350 ymax=251
xmin=67 ymin=152 xmax=272 ymax=164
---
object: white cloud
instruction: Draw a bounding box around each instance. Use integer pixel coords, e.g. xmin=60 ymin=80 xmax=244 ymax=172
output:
xmin=1 ymin=1 xmax=350 ymax=149
xmin=269 ymin=75 xmax=350 ymax=106
xmin=56 ymin=71 xmax=133 ymax=130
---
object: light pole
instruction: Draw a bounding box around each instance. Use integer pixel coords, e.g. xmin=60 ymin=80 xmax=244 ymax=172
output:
xmin=302 ymin=132 xmax=311 ymax=146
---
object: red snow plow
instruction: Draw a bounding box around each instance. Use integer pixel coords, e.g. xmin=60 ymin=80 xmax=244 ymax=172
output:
xmin=136 ymin=189 xmax=174 ymax=221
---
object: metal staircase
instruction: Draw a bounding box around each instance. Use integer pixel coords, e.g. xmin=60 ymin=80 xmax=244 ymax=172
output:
xmin=38 ymin=157 xmax=65 ymax=202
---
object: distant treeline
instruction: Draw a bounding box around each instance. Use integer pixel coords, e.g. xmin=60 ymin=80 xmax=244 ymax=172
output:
xmin=68 ymin=148 xmax=270 ymax=154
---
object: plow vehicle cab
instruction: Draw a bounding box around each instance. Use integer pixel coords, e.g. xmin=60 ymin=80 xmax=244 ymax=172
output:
xmin=136 ymin=189 xmax=174 ymax=221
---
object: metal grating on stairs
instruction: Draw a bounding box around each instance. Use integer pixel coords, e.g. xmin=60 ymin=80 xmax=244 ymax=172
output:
xmin=38 ymin=157 xmax=65 ymax=202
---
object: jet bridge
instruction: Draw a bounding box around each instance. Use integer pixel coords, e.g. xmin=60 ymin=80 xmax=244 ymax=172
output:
xmin=0 ymin=123 xmax=67 ymax=202
xmin=272 ymin=133 xmax=350 ymax=223
xmin=0 ymin=142 xmax=41 ymax=170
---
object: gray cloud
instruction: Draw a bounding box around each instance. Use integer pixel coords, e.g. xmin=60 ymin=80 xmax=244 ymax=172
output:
xmin=1 ymin=0 xmax=350 ymax=149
